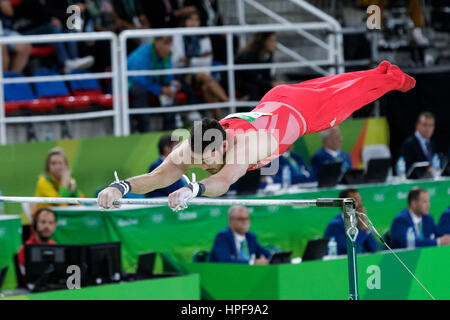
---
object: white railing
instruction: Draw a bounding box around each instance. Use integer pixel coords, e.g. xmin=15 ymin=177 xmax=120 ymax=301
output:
xmin=0 ymin=31 xmax=121 ymax=145
xmin=119 ymin=23 xmax=338 ymax=135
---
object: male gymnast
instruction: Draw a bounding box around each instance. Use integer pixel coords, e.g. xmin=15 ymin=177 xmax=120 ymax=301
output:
xmin=97 ymin=61 xmax=415 ymax=211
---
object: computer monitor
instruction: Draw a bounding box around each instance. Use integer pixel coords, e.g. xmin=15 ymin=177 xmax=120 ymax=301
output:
xmin=236 ymin=169 xmax=261 ymax=195
xmin=318 ymin=162 xmax=343 ymax=188
xmin=136 ymin=252 xmax=156 ymax=278
xmin=302 ymin=238 xmax=329 ymax=262
xmin=269 ymin=251 xmax=292 ymax=264
xmin=407 ymin=161 xmax=432 ymax=179
xmin=85 ymin=242 xmax=121 ymax=285
xmin=25 ymin=244 xmax=76 ymax=292
xmin=340 ymin=169 xmax=365 ymax=185
xmin=364 ymin=158 xmax=391 ymax=183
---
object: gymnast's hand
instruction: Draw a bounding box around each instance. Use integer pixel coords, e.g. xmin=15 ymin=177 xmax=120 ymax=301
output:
xmin=168 ymin=187 xmax=194 ymax=212
xmin=97 ymin=187 xmax=122 ymax=209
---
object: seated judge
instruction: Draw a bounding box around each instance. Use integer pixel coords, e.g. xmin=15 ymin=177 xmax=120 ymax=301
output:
xmin=209 ymin=206 xmax=271 ymax=264
xmin=17 ymin=208 xmax=57 ymax=274
xmin=438 ymin=207 xmax=450 ymax=234
xmin=324 ymin=188 xmax=378 ymax=255
xmin=311 ymin=127 xmax=352 ymax=178
xmin=390 ymin=187 xmax=450 ymax=249
xmin=272 ymin=146 xmax=316 ymax=184
xmin=399 ymin=111 xmax=436 ymax=175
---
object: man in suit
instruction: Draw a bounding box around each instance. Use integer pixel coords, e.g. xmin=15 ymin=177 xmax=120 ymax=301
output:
xmin=324 ymin=188 xmax=378 ymax=255
xmin=311 ymin=126 xmax=352 ymax=178
xmin=438 ymin=207 xmax=450 ymax=234
xmin=146 ymin=134 xmax=187 ymax=198
xmin=209 ymin=206 xmax=270 ymax=264
xmin=399 ymin=111 xmax=436 ymax=175
xmin=390 ymin=187 xmax=450 ymax=249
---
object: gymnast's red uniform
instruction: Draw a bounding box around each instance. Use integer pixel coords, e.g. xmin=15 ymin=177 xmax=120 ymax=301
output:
xmin=219 ymin=61 xmax=416 ymax=170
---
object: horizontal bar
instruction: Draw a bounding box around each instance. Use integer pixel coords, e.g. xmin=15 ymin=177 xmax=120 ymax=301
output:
xmin=1 ymin=72 xmax=113 ymax=84
xmin=4 ymin=110 xmax=115 ymax=124
xmin=0 ymin=196 xmax=348 ymax=208
xmin=126 ymin=60 xmax=331 ymax=77
xmin=120 ymin=23 xmax=333 ymax=40
xmin=0 ymin=31 xmax=116 ymax=45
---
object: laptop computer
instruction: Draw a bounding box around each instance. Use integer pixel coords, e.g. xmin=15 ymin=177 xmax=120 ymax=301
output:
xmin=269 ymin=251 xmax=292 ymax=265
xmin=407 ymin=161 xmax=432 ymax=179
xmin=364 ymin=158 xmax=391 ymax=183
xmin=302 ymin=238 xmax=329 ymax=262
xmin=341 ymin=169 xmax=365 ymax=185
xmin=318 ymin=162 xmax=343 ymax=188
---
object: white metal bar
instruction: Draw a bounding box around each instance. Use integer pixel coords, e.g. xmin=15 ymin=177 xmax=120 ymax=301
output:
xmin=276 ymin=43 xmax=330 ymax=76
xmin=119 ymin=33 xmax=131 ymax=136
xmin=128 ymin=101 xmax=260 ymax=115
xmin=0 ymin=196 xmax=346 ymax=208
xmin=110 ymin=35 xmax=122 ymax=137
xmin=2 ymin=72 xmax=113 ymax=84
xmin=119 ymin=23 xmax=331 ymax=39
xmin=0 ymin=31 xmax=116 ymax=45
xmin=243 ymin=0 xmax=330 ymax=50
xmin=4 ymin=110 xmax=115 ymax=124
xmin=0 ymin=37 xmax=5 ymax=145
xmin=126 ymin=60 xmax=331 ymax=77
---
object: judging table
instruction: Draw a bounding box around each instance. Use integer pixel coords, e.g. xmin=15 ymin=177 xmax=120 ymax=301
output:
xmin=183 ymin=245 xmax=450 ymax=300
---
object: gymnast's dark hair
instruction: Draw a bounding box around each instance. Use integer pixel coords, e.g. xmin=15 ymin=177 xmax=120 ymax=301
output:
xmin=189 ymin=118 xmax=226 ymax=154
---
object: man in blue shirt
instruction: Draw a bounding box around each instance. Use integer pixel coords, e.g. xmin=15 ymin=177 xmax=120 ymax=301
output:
xmin=311 ymin=127 xmax=352 ymax=178
xmin=128 ymin=36 xmax=181 ymax=132
xmin=210 ymin=206 xmax=271 ymax=264
xmin=324 ymin=188 xmax=378 ymax=255
xmin=273 ymin=146 xmax=316 ymax=184
xmin=390 ymin=187 xmax=450 ymax=249
xmin=145 ymin=134 xmax=187 ymax=198
xmin=438 ymin=207 xmax=450 ymax=235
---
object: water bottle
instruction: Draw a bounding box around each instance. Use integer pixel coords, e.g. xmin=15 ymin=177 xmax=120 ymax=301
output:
xmin=396 ymin=156 xmax=406 ymax=181
xmin=0 ymin=190 xmax=4 ymax=214
xmin=406 ymin=226 xmax=415 ymax=249
xmin=432 ymin=153 xmax=441 ymax=178
xmin=327 ymin=236 xmax=338 ymax=257
xmin=282 ymin=165 xmax=291 ymax=190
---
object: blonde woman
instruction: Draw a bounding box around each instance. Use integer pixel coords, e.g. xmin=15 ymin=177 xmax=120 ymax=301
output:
xmin=33 ymin=147 xmax=84 ymax=214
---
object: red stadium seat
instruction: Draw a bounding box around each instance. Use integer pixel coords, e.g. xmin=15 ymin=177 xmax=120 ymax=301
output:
xmin=61 ymin=96 xmax=92 ymax=109
xmin=96 ymin=94 xmax=113 ymax=108
xmin=4 ymin=101 xmax=23 ymax=114
xmin=30 ymin=46 xmax=55 ymax=58
xmin=27 ymin=98 xmax=57 ymax=112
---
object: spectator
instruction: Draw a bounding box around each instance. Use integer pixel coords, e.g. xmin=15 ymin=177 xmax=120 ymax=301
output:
xmin=140 ymin=0 xmax=196 ymax=29
xmin=17 ymin=208 xmax=57 ymax=272
xmin=33 ymin=147 xmax=84 ymax=214
xmin=13 ymin=0 xmax=95 ymax=73
xmin=235 ymin=32 xmax=283 ymax=105
xmin=182 ymin=0 xmax=226 ymax=63
xmin=172 ymin=9 xmax=228 ymax=120
xmin=209 ymin=206 xmax=271 ymax=264
xmin=356 ymin=0 xmax=429 ymax=45
xmin=127 ymin=36 xmax=181 ymax=132
xmin=145 ymin=134 xmax=187 ymax=197
xmin=399 ymin=111 xmax=435 ymax=175
xmin=1 ymin=0 xmax=32 ymax=74
xmin=311 ymin=127 xmax=352 ymax=178
xmin=324 ymin=188 xmax=378 ymax=255
xmin=111 ymin=0 xmax=149 ymax=30
xmin=438 ymin=207 xmax=450 ymax=235
xmin=390 ymin=187 xmax=450 ymax=249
